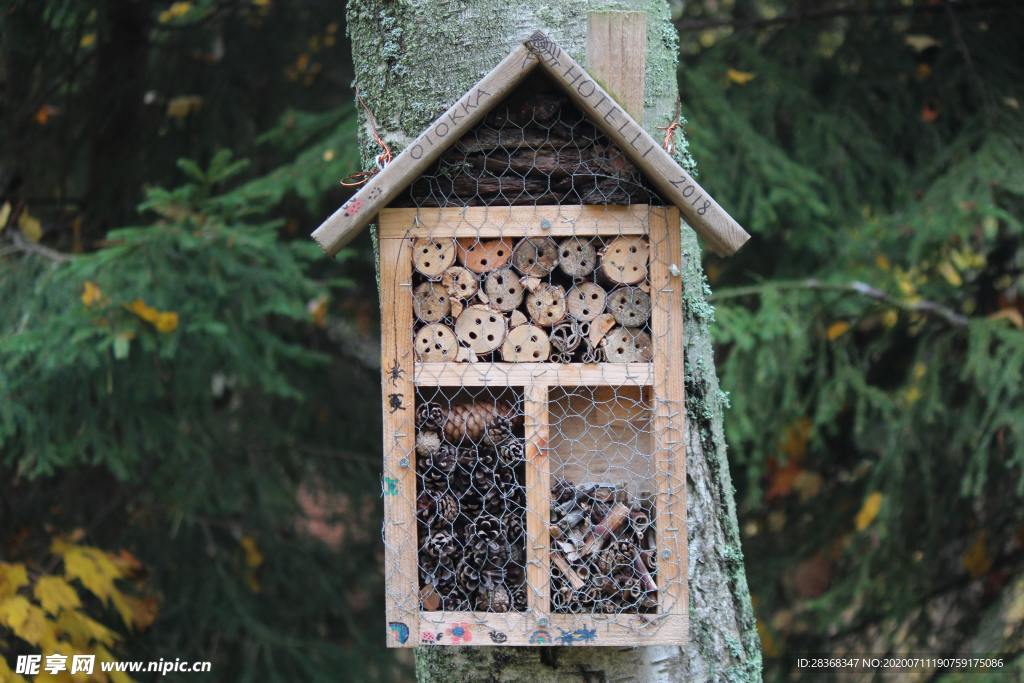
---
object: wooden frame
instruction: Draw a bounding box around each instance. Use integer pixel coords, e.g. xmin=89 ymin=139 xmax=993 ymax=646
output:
xmin=311 ymin=33 xmax=749 ymax=257
xmin=380 ymin=205 xmax=687 ymax=647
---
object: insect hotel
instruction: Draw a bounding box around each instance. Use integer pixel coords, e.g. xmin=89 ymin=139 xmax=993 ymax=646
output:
xmin=313 ymin=27 xmax=749 ymax=647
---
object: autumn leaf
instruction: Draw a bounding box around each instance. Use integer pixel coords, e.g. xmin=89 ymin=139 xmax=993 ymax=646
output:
xmin=57 ymin=609 xmax=118 ymax=647
xmin=158 ymin=1 xmax=192 ymax=23
xmin=80 ymin=32 xmax=96 ymax=48
xmin=111 ymin=593 xmax=159 ymax=631
xmin=166 ymin=95 xmax=203 ymax=119
xmin=988 ymin=308 xmax=1024 ymax=329
xmin=726 ymin=68 xmax=756 ymax=85
xmin=128 ymin=299 xmax=160 ymax=324
xmin=855 ymin=492 xmax=883 ymax=531
xmin=18 ymin=209 xmax=42 ymax=242
xmin=33 ymin=104 xmax=60 ymax=126
xmin=962 ymin=532 xmax=993 ymax=578
xmin=307 ymin=294 xmax=328 ymax=328
xmin=826 ymin=321 xmax=850 ymax=341
xmin=81 ymin=281 xmax=103 ymax=307
xmin=0 ymin=562 xmax=29 ymax=598
xmin=921 ymin=100 xmax=940 ymax=123
xmin=882 ymin=309 xmax=899 ymax=328
xmin=0 ymin=201 xmax=11 ymax=229
xmin=904 ymin=34 xmax=941 ymax=52
xmin=154 ymin=311 xmax=179 ymax=333
xmin=937 ymin=261 xmax=962 ymax=287
xmin=34 ymin=576 xmax=81 ymax=615
xmin=240 ymin=536 xmax=263 ymax=568
xmin=0 ymin=595 xmax=52 ymax=646
xmin=54 ymin=541 xmax=123 ymax=605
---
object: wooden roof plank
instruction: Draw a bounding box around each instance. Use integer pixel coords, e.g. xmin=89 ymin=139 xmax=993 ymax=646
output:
xmin=311 ymin=43 xmax=539 ymax=256
xmin=523 ymin=31 xmax=749 ymax=256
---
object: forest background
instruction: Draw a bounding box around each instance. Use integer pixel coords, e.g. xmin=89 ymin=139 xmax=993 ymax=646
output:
xmin=1 ymin=0 xmax=1022 ymax=680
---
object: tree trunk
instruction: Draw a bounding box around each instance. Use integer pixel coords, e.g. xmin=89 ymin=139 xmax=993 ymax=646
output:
xmin=346 ymin=1 xmax=762 ymax=680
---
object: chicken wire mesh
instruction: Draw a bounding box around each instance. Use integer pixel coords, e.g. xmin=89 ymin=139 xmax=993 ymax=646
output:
xmin=382 ymin=73 xmax=685 ymax=643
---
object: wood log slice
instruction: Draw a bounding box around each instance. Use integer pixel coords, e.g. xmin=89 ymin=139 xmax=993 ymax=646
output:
xmin=412 ymin=238 xmax=456 ymax=279
xmin=599 ymin=236 xmax=649 ymax=285
xmin=588 ymin=313 xmax=617 ymax=347
xmin=483 ymin=267 xmax=525 ymax=312
xmin=509 ymin=309 xmax=528 ymax=328
xmin=606 ymin=286 xmax=652 ymax=327
xmin=511 ymin=237 xmax=559 ymax=277
xmin=414 ymin=323 xmax=459 ymax=362
xmin=566 ymin=282 xmax=608 ymax=322
xmin=525 ymin=283 xmax=567 ymax=327
xmin=412 ymin=282 xmax=451 ymax=323
xmin=441 ymin=266 xmax=479 ymax=300
xmin=454 ymin=305 xmax=507 ymax=354
xmin=601 ymin=326 xmax=653 ymax=363
xmin=500 ymin=324 xmax=550 ymax=362
xmin=456 ymin=238 xmax=514 ymax=274
xmin=558 ymin=237 xmax=598 ymax=278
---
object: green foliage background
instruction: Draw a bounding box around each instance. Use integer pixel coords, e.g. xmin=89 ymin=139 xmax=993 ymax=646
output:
xmin=1 ymin=0 xmax=1022 ymax=681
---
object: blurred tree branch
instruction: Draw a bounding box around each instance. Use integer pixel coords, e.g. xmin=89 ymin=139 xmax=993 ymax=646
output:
xmin=711 ymin=278 xmax=969 ymax=326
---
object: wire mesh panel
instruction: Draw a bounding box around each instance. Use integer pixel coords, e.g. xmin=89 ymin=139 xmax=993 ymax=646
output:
xmin=376 ymin=74 xmax=686 ymax=647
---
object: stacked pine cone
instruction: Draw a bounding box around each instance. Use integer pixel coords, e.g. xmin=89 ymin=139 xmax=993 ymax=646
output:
xmin=415 ymin=399 xmax=527 ymax=613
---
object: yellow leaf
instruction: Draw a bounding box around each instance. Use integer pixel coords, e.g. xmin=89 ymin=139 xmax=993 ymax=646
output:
xmin=882 ymin=309 xmax=899 ymax=328
xmin=19 ymin=209 xmax=43 ymax=242
xmin=34 ymin=576 xmax=81 ymax=615
xmin=80 ymin=33 xmax=96 ymax=48
xmin=81 ymin=281 xmax=103 ymax=308
xmin=0 ymin=201 xmax=11 ymax=230
xmin=240 ymin=536 xmax=263 ymax=568
xmin=321 ymin=149 xmax=335 ymax=162
xmin=912 ymin=362 xmax=927 ymax=381
xmin=902 ymin=385 xmax=922 ymax=406
xmin=165 ymin=95 xmax=203 ymax=120
xmin=111 ymin=593 xmax=158 ymax=631
xmin=158 ymin=1 xmax=192 ymax=23
xmin=904 ymin=34 xmax=941 ymax=52
xmin=128 ymin=299 xmax=159 ymax=324
xmin=57 ymin=544 xmax=122 ymax=605
xmin=726 ymin=68 xmax=756 ymax=85
xmin=0 ymin=562 xmax=29 ymax=598
xmin=95 ymin=645 xmax=134 ymax=683
xmin=0 ymin=654 xmax=26 ymax=682
xmin=855 ymin=492 xmax=883 ymax=531
xmin=57 ymin=609 xmax=118 ymax=647
xmin=0 ymin=595 xmax=52 ymax=646
xmin=937 ymin=261 xmax=962 ymax=287
xmin=962 ymin=532 xmax=992 ymax=578
xmin=252 ymin=0 xmax=271 ymax=5
xmin=154 ymin=311 xmax=179 ymax=333
xmin=874 ymin=254 xmax=891 ymax=271
xmin=826 ymin=321 xmax=850 ymax=341
xmin=793 ymin=470 xmax=823 ymax=502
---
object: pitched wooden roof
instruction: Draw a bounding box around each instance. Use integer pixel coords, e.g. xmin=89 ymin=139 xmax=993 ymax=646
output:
xmin=312 ymin=31 xmax=750 ymax=257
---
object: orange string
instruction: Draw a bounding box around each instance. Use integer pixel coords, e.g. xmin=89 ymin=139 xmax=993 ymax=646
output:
xmin=657 ymin=99 xmax=683 ymax=155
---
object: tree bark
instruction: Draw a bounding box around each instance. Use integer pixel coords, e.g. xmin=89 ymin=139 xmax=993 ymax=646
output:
xmin=346 ymin=1 xmax=762 ymax=680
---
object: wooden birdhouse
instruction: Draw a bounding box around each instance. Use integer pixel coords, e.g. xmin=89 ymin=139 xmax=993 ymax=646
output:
xmin=312 ymin=27 xmax=748 ymax=648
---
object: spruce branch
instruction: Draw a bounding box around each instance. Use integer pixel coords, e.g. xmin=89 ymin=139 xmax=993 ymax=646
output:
xmin=710 ymin=278 xmax=969 ymax=327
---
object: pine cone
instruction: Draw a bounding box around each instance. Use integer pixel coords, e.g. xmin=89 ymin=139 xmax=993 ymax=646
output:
xmin=443 ymin=401 xmax=519 ymax=443
xmin=476 ymin=584 xmax=511 ymax=613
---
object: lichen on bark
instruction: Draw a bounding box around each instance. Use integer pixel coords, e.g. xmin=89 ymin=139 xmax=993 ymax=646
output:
xmin=347 ymin=1 xmax=762 ymax=679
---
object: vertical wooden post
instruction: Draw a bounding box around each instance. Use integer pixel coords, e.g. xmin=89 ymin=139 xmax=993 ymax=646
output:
xmin=649 ymin=207 xmax=688 ymax=627
xmin=523 ymin=384 xmax=551 ymax=615
xmin=586 ymin=11 xmax=647 ymax=122
xmin=379 ymin=237 xmax=419 ymax=647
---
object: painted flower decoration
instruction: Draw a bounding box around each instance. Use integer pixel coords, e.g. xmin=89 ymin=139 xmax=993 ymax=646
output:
xmin=447 ymin=622 xmax=472 ymax=644
xmin=342 ymin=197 xmax=364 ymax=217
